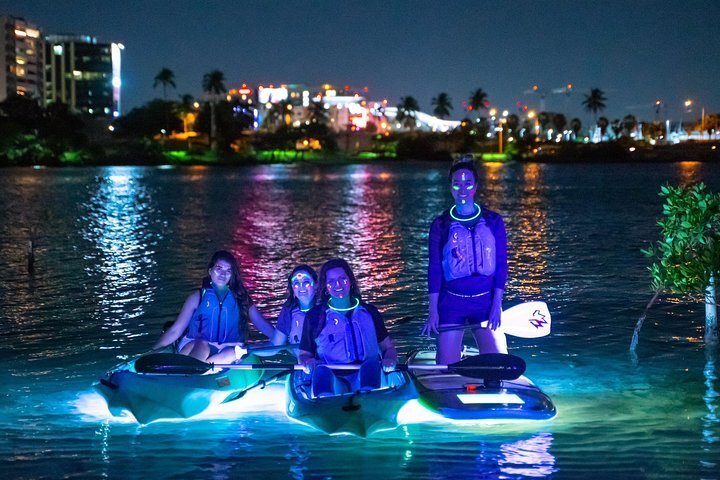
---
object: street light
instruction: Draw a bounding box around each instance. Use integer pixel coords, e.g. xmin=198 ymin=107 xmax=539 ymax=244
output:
xmin=682 ymin=99 xmax=693 ymax=133
xmin=497 ymin=118 xmax=507 ymax=154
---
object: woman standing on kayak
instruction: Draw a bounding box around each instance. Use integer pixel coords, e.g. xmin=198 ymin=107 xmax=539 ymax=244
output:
xmin=269 ymin=265 xmax=318 ymax=348
xmin=153 ymin=250 xmax=275 ymax=363
xmin=298 ymin=258 xmax=398 ymax=397
xmin=422 ymin=157 xmax=508 ymax=364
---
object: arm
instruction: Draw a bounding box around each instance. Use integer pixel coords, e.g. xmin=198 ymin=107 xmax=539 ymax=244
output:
xmin=297 ymin=307 xmax=319 ymax=371
xmin=270 ymin=306 xmax=291 ymax=346
xmin=248 ymin=305 xmax=275 ymax=339
xmin=153 ymin=291 xmax=199 ymax=350
xmin=489 ymin=214 xmax=507 ymax=330
xmin=298 ymin=349 xmax=318 ymax=373
xmin=379 ymin=336 xmax=398 ymax=372
xmin=270 ymin=330 xmax=288 ymax=346
xmin=423 ymin=217 xmax=443 ymax=336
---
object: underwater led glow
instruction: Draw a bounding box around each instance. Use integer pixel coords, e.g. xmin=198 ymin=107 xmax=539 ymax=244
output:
xmin=397 ymin=399 xmax=555 ymax=427
xmin=75 ymin=383 xmax=288 ymax=425
xmin=457 ymin=393 xmax=525 ymax=405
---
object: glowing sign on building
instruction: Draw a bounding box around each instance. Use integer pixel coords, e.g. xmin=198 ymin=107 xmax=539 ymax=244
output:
xmin=258 ymin=87 xmax=288 ymax=104
xmin=111 ymin=43 xmax=123 ymax=116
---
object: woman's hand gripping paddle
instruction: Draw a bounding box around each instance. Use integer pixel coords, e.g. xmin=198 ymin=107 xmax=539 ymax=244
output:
xmin=435 ymin=301 xmax=551 ymax=338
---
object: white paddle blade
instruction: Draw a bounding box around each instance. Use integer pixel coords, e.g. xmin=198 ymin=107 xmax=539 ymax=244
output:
xmin=499 ymin=301 xmax=552 ymax=338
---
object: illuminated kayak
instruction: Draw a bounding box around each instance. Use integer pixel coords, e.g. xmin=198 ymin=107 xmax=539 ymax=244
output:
xmin=406 ymin=349 xmax=556 ymax=421
xmin=95 ymin=352 xmax=268 ymax=424
xmin=285 ymin=369 xmax=417 ymax=437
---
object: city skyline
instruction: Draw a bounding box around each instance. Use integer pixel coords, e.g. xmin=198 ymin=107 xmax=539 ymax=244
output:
xmin=1 ymin=0 xmax=719 ymax=123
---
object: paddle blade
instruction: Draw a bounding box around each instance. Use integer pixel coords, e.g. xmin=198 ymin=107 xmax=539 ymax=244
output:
xmin=134 ymin=353 xmax=212 ymax=375
xmin=449 ymin=353 xmax=526 ymax=380
xmin=500 ymin=301 xmax=551 ymax=338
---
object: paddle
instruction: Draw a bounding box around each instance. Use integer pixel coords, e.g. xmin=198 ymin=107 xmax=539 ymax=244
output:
xmin=435 ymin=301 xmax=551 ymax=338
xmin=233 ymin=342 xmax=300 ymax=359
xmin=134 ymin=352 xmax=525 ymax=380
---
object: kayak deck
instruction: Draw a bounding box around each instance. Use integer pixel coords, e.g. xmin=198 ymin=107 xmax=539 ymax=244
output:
xmin=408 ymin=349 xmax=556 ymax=421
xmin=286 ymin=370 xmax=417 ymax=437
xmin=95 ymin=353 xmax=268 ymax=424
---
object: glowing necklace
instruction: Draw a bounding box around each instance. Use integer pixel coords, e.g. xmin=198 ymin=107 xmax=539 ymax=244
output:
xmin=449 ymin=203 xmax=481 ymax=222
xmin=327 ymin=297 xmax=360 ymax=312
xmin=300 ymin=306 xmax=312 ymax=312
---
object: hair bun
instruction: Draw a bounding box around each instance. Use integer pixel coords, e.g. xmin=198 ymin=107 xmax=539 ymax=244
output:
xmin=453 ymin=154 xmax=475 ymax=165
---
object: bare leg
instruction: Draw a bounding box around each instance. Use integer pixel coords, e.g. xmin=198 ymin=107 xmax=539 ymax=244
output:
xmin=471 ymin=327 xmax=508 ymax=354
xmin=436 ymin=329 xmax=464 ymax=365
xmin=183 ymin=340 xmax=211 ymax=361
xmin=207 ymin=347 xmax=238 ymax=364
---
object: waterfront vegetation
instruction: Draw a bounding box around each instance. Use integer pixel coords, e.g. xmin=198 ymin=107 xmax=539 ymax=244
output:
xmin=1 ymin=70 xmax=719 ymax=167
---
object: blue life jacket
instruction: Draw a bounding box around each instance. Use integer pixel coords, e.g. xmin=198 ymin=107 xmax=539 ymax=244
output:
xmin=442 ymin=215 xmax=496 ymax=282
xmin=288 ymin=307 xmax=306 ymax=345
xmin=315 ymin=305 xmax=380 ymax=364
xmin=186 ymin=288 xmax=245 ymax=344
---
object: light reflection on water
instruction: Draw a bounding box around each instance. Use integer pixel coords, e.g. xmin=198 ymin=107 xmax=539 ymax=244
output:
xmin=79 ymin=167 xmax=162 ymax=350
xmin=1 ymin=162 xmax=720 ymax=478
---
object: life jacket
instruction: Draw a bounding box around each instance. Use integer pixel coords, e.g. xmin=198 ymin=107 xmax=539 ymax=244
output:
xmin=315 ymin=304 xmax=380 ymax=364
xmin=442 ymin=212 xmax=496 ymax=282
xmin=186 ymin=288 xmax=245 ymax=344
xmin=287 ymin=307 xmax=306 ymax=345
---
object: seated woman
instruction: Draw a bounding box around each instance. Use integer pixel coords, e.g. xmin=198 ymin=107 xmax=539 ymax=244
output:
xmin=153 ymin=250 xmax=274 ymax=363
xmin=270 ymin=265 xmax=318 ymax=349
xmin=298 ymin=258 xmax=398 ymax=397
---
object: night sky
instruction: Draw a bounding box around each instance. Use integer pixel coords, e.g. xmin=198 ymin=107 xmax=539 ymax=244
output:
xmin=3 ymin=0 xmax=719 ymax=123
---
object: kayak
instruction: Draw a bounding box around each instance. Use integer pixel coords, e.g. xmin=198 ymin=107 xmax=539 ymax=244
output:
xmin=406 ymin=348 xmax=556 ymax=421
xmin=95 ymin=351 xmax=269 ymax=424
xmin=285 ymin=368 xmax=417 ymax=437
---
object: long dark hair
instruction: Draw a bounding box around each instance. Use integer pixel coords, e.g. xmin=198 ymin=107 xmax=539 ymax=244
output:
xmin=282 ymin=264 xmax=318 ymax=310
xmin=201 ymin=250 xmax=252 ymax=326
xmin=317 ymin=258 xmax=362 ymax=305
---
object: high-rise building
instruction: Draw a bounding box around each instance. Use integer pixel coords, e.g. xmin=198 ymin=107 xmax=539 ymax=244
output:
xmin=0 ymin=15 xmax=44 ymax=102
xmin=44 ymin=34 xmax=122 ymax=117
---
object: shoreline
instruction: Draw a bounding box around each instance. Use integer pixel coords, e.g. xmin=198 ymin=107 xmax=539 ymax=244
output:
xmin=1 ymin=141 xmax=718 ymax=167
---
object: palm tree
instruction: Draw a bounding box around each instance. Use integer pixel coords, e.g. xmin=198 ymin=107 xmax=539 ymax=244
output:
xmin=306 ymin=101 xmax=328 ymax=126
xmin=570 ymin=117 xmax=582 ymax=139
xmin=431 ymin=92 xmax=453 ymax=119
xmin=538 ymin=111 xmax=551 ymax=134
xmin=598 ymin=116 xmax=609 ymax=141
xmin=202 ymin=70 xmax=226 ymax=152
xmin=177 ymin=94 xmax=195 ymax=133
xmin=468 ymin=88 xmax=489 ymax=118
xmin=396 ymin=96 xmax=420 ymax=130
xmin=506 ymin=113 xmax=519 ymax=133
xmin=622 ymin=114 xmax=638 ymax=137
xmin=552 ymin=113 xmax=567 ymax=135
xmin=582 ymin=88 xmax=607 ymax=125
xmin=153 ymin=68 xmax=176 ymax=100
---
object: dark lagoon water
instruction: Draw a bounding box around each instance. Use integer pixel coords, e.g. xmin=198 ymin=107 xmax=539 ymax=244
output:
xmin=1 ymin=161 xmax=718 ymax=479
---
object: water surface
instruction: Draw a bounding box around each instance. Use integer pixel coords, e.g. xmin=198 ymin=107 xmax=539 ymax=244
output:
xmin=1 ymin=161 xmax=718 ymax=479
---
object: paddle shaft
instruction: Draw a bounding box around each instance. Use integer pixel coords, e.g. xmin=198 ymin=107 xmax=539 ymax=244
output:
xmin=438 ymin=322 xmax=495 ymax=333
xmin=205 ymin=363 xmax=511 ymax=372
